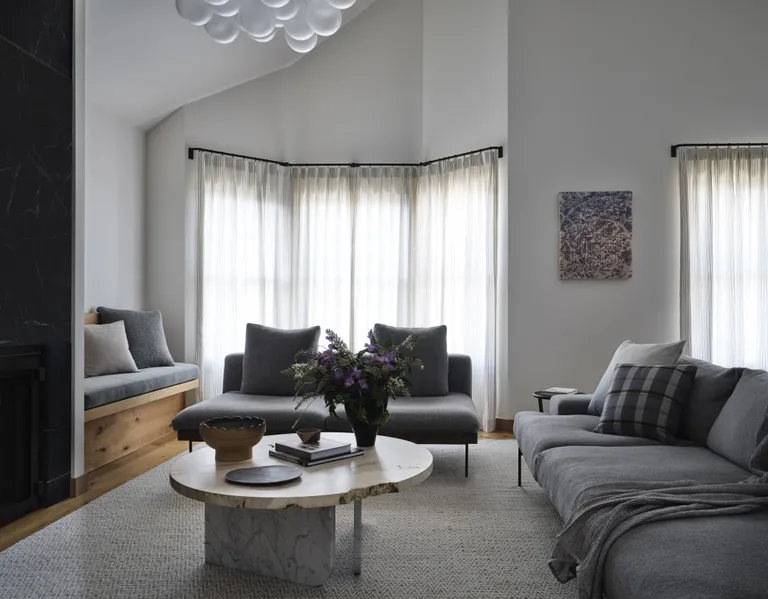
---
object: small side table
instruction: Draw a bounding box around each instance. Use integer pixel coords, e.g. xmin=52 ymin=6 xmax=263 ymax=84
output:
xmin=532 ymin=391 xmax=553 ymax=413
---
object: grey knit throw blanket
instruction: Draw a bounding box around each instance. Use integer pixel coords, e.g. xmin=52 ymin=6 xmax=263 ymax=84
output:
xmin=549 ymin=412 xmax=768 ymax=599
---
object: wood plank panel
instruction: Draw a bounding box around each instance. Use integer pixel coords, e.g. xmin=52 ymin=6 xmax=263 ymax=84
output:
xmin=84 ymin=380 xmax=199 ymax=423
xmin=84 ymin=392 xmax=185 ymax=473
xmin=84 ymin=312 xmax=99 ymax=324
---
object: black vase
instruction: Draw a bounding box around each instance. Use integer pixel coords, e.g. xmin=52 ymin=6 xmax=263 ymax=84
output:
xmin=344 ymin=399 xmax=386 ymax=448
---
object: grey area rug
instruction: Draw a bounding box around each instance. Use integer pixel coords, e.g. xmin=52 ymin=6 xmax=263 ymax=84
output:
xmin=0 ymin=440 xmax=575 ymax=599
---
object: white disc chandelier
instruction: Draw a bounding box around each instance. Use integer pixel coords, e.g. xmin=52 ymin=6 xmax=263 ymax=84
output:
xmin=175 ymin=0 xmax=356 ymax=53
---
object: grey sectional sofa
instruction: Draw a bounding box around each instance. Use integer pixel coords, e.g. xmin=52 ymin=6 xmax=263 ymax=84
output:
xmin=172 ymin=352 xmax=479 ymax=474
xmin=514 ymin=355 xmax=768 ymax=598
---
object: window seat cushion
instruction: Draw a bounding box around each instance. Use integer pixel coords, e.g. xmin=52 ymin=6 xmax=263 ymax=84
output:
xmin=84 ymin=363 xmax=199 ymax=411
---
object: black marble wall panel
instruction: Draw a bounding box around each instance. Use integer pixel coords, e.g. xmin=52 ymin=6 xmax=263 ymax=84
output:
xmin=0 ymin=2 xmax=73 ymax=507
xmin=0 ymin=0 xmax=72 ymax=78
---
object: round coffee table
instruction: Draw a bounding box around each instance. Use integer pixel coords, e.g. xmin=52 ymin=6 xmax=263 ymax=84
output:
xmin=170 ymin=433 xmax=433 ymax=586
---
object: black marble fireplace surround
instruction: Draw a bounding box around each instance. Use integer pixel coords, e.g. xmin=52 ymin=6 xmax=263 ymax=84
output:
xmin=0 ymin=1 xmax=74 ymax=517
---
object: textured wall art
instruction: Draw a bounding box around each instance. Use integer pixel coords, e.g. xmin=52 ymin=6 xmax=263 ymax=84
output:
xmin=559 ymin=191 xmax=632 ymax=279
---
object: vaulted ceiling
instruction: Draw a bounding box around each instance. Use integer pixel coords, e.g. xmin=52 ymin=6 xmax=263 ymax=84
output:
xmin=86 ymin=0 xmax=378 ymax=129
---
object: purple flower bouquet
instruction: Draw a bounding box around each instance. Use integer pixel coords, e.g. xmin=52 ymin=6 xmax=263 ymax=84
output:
xmin=283 ymin=329 xmax=421 ymax=444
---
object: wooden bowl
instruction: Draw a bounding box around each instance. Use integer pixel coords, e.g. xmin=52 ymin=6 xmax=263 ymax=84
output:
xmin=199 ymin=417 xmax=266 ymax=462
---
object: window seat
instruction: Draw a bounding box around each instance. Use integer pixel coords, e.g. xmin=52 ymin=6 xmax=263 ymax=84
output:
xmin=84 ymin=363 xmax=199 ymax=411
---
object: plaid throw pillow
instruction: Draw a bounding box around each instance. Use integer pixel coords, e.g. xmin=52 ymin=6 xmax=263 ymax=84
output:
xmin=594 ymin=363 xmax=698 ymax=443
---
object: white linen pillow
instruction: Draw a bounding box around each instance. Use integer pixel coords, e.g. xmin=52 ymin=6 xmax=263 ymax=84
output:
xmin=84 ymin=321 xmax=140 ymax=377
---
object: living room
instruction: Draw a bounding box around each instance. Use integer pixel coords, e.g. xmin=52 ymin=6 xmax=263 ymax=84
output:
xmin=2 ymin=0 xmax=768 ymax=597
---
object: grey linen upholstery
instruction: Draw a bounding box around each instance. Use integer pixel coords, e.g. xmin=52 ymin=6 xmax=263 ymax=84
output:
xmin=679 ymin=355 xmax=743 ymax=444
xmin=84 ymin=321 xmax=138 ymax=377
xmin=707 ymin=369 xmax=768 ymax=469
xmin=84 ymin=363 xmax=200 ymax=411
xmin=324 ymin=394 xmax=479 ymax=440
xmin=536 ymin=444 xmax=748 ymax=521
xmin=604 ymin=512 xmax=768 ymax=599
xmin=174 ymin=353 xmax=477 ymax=444
xmin=97 ymin=307 xmax=175 ymax=369
xmin=373 ymin=323 xmax=449 ymax=396
xmin=171 ymin=392 xmax=329 ymax=434
xmin=241 ymin=323 xmax=320 ymax=396
xmin=549 ymin=394 xmax=592 ymax=415
xmin=514 ymin=412 xmax=659 ymax=481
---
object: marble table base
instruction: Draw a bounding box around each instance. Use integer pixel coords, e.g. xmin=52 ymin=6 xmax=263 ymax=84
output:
xmin=205 ymin=504 xmax=336 ymax=586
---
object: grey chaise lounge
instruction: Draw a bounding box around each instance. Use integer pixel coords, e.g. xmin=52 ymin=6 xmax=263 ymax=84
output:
xmin=514 ymin=356 xmax=768 ymax=598
xmin=172 ymin=352 xmax=479 ymax=475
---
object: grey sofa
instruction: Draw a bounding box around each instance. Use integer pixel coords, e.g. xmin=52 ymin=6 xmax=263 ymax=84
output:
xmin=172 ymin=352 xmax=479 ymax=474
xmin=514 ymin=356 xmax=768 ymax=599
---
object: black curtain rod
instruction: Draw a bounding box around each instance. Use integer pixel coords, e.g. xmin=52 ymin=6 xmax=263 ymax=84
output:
xmin=671 ymin=143 xmax=768 ymax=158
xmin=187 ymin=145 xmax=503 ymax=166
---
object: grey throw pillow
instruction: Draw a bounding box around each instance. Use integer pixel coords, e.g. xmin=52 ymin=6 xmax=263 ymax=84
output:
xmin=707 ymin=369 xmax=768 ymax=470
xmin=373 ymin=323 xmax=449 ymax=396
xmin=679 ymin=356 xmax=743 ymax=445
xmin=588 ymin=339 xmax=687 ymax=415
xmin=241 ymin=324 xmax=321 ymax=396
xmin=84 ymin=321 xmax=139 ymax=377
xmin=595 ymin=363 xmax=698 ymax=443
xmin=97 ymin=307 xmax=175 ymax=369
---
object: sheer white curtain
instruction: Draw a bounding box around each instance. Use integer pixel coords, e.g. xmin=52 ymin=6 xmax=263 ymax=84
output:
xmin=197 ymin=149 xmax=501 ymax=430
xmin=680 ymin=146 xmax=768 ymax=368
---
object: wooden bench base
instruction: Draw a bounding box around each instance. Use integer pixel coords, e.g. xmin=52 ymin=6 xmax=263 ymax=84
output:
xmin=83 ymin=380 xmax=198 ymax=476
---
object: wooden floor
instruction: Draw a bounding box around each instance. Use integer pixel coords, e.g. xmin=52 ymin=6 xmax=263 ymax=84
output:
xmin=0 ymin=431 xmax=513 ymax=552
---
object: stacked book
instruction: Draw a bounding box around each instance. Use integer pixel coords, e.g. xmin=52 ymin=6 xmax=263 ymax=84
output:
xmin=270 ymin=437 xmax=363 ymax=467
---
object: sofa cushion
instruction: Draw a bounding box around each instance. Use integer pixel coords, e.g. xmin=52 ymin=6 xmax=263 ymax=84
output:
xmin=84 ymin=321 xmax=139 ymax=377
xmin=604 ymin=511 xmax=768 ymax=599
xmin=536 ymin=445 xmax=749 ymax=521
xmin=679 ymin=356 xmax=743 ymax=445
xmin=97 ymin=307 xmax=175 ymax=369
xmin=171 ymin=391 xmax=330 ymax=434
xmin=84 ymin=363 xmax=199 ymax=411
xmin=324 ymin=394 xmax=478 ymax=439
xmin=241 ymin=323 xmax=321 ymax=396
xmin=513 ymin=412 xmax=660 ymax=481
xmin=373 ymin=324 xmax=449 ymax=396
xmin=707 ymin=369 xmax=768 ymax=470
xmin=588 ymin=340 xmax=686 ymax=415
xmin=594 ymin=363 xmax=697 ymax=443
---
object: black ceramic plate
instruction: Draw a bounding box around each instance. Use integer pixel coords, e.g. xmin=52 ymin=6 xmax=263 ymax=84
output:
xmin=225 ymin=465 xmax=302 ymax=486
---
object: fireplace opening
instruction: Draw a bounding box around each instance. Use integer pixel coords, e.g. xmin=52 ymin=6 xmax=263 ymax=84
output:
xmin=0 ymin=346 xmax=44 ymax=527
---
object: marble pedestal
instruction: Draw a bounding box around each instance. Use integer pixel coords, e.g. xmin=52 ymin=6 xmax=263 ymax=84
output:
xmin=205 ymin=504 xmax=336 ymax=586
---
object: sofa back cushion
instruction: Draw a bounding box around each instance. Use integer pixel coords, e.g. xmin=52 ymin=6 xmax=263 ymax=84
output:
xmin=679 ymin=356 xmax=743 ymax=445
xmin=241 ymin=324 xmax=321 ymax=396
xmin=707 ymin=369 xmax=768 ymax=470
xmin=373 ymin=324 xmax=449 ymax=396
xmin=587 ymin=340 xmax=687 ymax=415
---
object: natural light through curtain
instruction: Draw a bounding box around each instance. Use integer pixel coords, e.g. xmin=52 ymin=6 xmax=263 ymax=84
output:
xmin=679 ymin=146 xmax=768 ymax=369
xmin=198 ymin=149 xmax=500 ymax=430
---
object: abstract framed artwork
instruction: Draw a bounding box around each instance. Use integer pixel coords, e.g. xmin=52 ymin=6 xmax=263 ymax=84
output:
xmin=558 ymin=191 xmax=632 ymax=280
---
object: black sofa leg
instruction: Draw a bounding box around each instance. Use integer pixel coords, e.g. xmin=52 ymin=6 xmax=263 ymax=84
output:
xmin=465 ymin=444 xmax=469 ymax=478
xmin=517 ymin=447 xmax=522 ymax=486
xmin=189 ymin=440 xmax=193 ymax=453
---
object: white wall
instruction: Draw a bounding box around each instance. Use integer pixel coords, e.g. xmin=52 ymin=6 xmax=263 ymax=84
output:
xmin=186 ymin=0 xmax=423 ymax=163
xmin=421 ymin=0 xmax=507 ymax=159
xmin=145 ymin=108 xmax=189 ymax=360
xmin=505 ymin=0 xmax=768 ymax=418
xmin=84 ymin=103 xmax=145 ymax=310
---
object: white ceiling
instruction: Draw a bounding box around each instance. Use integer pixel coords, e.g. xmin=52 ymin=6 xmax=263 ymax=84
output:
xmin=86 ymin=0 xmax=378 ymax=130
